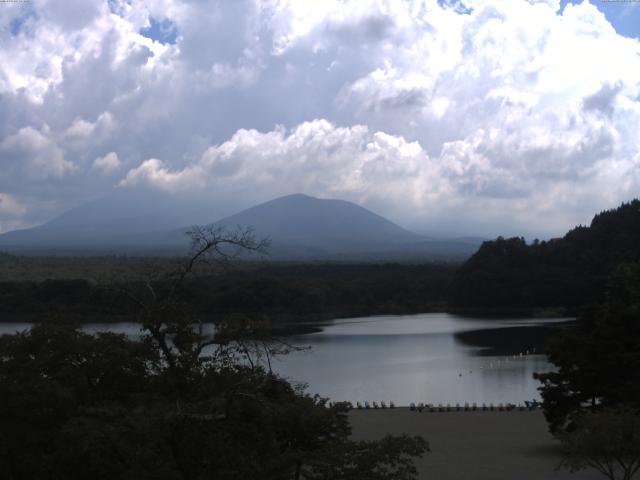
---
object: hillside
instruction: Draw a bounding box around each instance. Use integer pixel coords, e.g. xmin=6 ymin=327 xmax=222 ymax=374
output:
xmin=0 ymin=189 xmax=221 ymax=252
xmin=449 ymin=199 xmax=640 ymax=314
xmin=0 ymin=193 xmax=481 ymax=260
xmin=167 ymin=194 xmax=482 ymax=260
xmin=191 ymin=193 xmax=425 ymax=258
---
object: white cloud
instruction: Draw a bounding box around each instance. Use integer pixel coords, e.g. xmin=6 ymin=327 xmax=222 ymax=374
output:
xmin=0 ymin=0 xmax=639 ymax=237
xmin=92 ymin=152 xmax=121 ymax=173
xmin=0 ymin=192 xmax=29 ymax=234
xmin=0 ymin=126 xmax=75 ymax=180
xmin=120 ymin=157 xmax=197 ymax=189
xmin=0 ymin=192 xmax=27 ymax=217
xmin=64 ymin=112 xmax=116 ymax=144
xmin=119 ymin=120 xmax=440 ymax=210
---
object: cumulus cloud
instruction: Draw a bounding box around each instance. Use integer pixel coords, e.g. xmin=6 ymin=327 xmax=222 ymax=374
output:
xmin=120 ymin=120 xmax=437 ymax=206
xmin=120 ymin=158 xmax=191 ymax=189
xmin=64 ymin=112 xmax=116 ymax=142
xmin=0 ymin=192 xmax=27 ymax=217
xmin=92 ymin=152 xmax=121 ymax=173
xmin=0 ymin=125 xmax=75 ymax=181
xmin=0 ymin=192 xmax=29 ymax=234
xmin=1 ymin=0 xmax=640 ymax=237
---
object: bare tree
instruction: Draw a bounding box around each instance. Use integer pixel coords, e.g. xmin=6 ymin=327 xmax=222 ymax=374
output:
xmin=118 ymin=225 xmax=305 ymax=407
xmin=114 ymin=226 xmax=271 ymax=390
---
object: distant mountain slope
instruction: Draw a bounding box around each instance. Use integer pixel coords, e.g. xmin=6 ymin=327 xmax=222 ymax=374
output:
xmin=205 ymin=193 xmax=426 ymax=256
xmin=0 ymin=190 xmax=224 ymax=251
xmin=0 ymin=192 xmax=481 ymax=260
xmin=162 ymin=194 xmax=481 ymax=260
xmin=450 ymin=199 xmax=640 ymax=313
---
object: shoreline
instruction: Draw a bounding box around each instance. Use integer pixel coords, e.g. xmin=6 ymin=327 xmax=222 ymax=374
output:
xmin=349 ymin=409 xmax=600 ymax=480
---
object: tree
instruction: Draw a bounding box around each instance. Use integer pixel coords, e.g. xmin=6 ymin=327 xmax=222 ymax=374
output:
xmin=0 ymin=225 xmax=429 ymax=480
xmin=534 ymin=262 xmax=640 ymax=434
xmin=558 ymin=409 xmax=640 ymax=480
xmin=534 ymin=262 xmax=640 ymax=480
xmin=0 ymin=322 xmax=167 ymax=480
xmin=128 ymin=226 xmax=270 ymax=372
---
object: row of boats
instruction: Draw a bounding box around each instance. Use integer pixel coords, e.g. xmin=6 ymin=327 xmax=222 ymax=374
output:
xmin=408 ymin=400 xmax=541 ymax=411
xmin=326 ymin=399 xmax=541 ymax=410
xmin=355 ymin=401 xmax=395 ymax=409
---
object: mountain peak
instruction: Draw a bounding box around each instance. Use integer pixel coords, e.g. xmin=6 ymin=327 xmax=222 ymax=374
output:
xmin=276 ymin=193 xmax=316 ymax=201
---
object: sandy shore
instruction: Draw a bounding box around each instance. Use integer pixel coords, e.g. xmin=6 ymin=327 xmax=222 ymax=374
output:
xmin=349 ymin=409 xmax=601 ymax=480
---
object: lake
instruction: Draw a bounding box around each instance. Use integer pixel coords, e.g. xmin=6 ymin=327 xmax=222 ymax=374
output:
xmin=272 ymin=313 xmax=569 ymax=406
xmin=0 ymin=313 xmax=569 ymax=406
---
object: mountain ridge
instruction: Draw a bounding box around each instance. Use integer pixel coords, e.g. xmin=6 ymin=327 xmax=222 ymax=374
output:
xmin=0 ymin=193 xmax=481 ymax=260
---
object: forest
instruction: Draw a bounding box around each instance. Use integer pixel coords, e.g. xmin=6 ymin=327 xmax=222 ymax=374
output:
xmin=449 ymin=200 xmax=640 ymax=315
xmin=0 ymin=259 xmax=456 ymax=325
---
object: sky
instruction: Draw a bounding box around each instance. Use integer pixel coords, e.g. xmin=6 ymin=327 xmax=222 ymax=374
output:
xmin=0 ymin=0 xmax=639 ymax=238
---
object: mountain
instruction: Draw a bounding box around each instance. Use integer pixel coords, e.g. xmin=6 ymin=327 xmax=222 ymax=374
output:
xmin=203 ymin=193 xmax=425 ymax=256
xmin=0 ymin=193 xmax=482 ymax=260
xmin=163 ymin=194 xmax=482 ymax=260
xmin=450 ymin=199 xmax=640 ymax=313
xmin=0 ymin=189 xmax=226 ymax=253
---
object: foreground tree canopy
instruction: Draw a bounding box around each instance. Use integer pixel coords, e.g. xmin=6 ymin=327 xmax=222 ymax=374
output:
xmin=0 ymin=227 xmax=428 ymax=480
xmin=535 ymin=262 xmax=640 ymax=434
xmin=558 ymin=409 xmax=640 ymax=480
xmin=535 ymin=262 xmax=640 ymax=479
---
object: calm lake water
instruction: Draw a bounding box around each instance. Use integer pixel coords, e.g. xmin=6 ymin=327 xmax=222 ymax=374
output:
xmin=0 ymin=313 xmax=569 ymax=406
xmin=273 ymin=313 xmax=569 ymax=406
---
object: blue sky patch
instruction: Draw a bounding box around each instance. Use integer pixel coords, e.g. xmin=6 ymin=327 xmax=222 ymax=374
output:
xmin=10 ymin=17 xmax=24 ymax=36
xmin=560 ymin=0 xmax=640 ymax=39
xmin=437 ymin=0 xmax=473 ymax=14
xmin=140 ymin=17 xmax=177 ymax=45
xmin=8 ymin=7 xmax=36 ymax=37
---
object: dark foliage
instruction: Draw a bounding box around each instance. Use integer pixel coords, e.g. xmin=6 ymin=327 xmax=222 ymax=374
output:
xmin=0 ymin=322 xmax=428 ymax=479
xmin=534 ymin=262 xmax=640 ymax=434
xmin=0 ymin=262 xmax=456 ymax=323
xmin=557 ymin=408 xmax=640 ymax=480
xmin=450 ymin=200 xmax=640 ymax=313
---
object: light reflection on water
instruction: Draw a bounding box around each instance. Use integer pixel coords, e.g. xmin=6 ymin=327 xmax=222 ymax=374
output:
xmin=0 ymin=313 xmax=569 ymax=406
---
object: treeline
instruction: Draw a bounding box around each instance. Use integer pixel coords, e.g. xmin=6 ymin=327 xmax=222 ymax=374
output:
xmin=450 ymin=199 xmax=640 ymax=314
xmin=0 ymin=262 xmax=457 ymax=323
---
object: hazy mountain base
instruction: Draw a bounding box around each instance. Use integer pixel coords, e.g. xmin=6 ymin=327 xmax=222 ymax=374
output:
xmin=0 ymin=194 xmax=482 ymax=261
